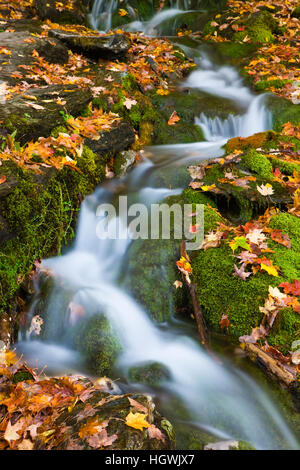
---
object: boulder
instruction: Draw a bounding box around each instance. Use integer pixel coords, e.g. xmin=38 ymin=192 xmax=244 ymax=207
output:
xmin=0 ymin=357 xmax=175 ymax=450
xmin=49 ymin=30 xmax=131 ymax=59
xmin=0 ymin=84 xmax=93 ymax=144
xmin=0 ymin=31 xmax=69 ymax=85
xmin=85 ymin=122 xmax=135 ymax=157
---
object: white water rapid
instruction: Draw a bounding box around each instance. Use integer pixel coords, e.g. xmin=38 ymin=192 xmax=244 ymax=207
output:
xmin=16 ymin=8 xmax=300 ymax=449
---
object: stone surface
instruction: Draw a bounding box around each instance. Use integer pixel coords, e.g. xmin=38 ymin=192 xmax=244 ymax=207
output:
xmin=49 ymin=30 xmax=131 ymax=58
xmin=0 ymin=84 xmax=93 ymax=144
xmin=204 ymin=440 xmax=239 ymax=450
xmin=0 ymin=31 xmax=69 ymax=85
xmin=86 ymin=122 xmax=135 ymax=157
xmin=114 ymin=149 xmax=136 ymax=177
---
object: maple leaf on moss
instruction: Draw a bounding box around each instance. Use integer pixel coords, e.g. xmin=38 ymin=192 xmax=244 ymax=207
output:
xmin=229 ymin=236 xmax=251 ymax=253
xmin=279 ymin=280 xmax=300 ymax=296
xmin=168 ymin=111 xmax=180 ymax=126
xmin=260 ymin=262 xmax=279 ymax=277
xmin=125 ymin=412 xmax=150 ymax=431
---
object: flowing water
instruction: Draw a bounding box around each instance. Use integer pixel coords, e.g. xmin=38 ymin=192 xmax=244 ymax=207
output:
xmin=16 ymin=4 xmax=300 ymax=450
xmin=88 ymin=0 xmax=204 ymax=34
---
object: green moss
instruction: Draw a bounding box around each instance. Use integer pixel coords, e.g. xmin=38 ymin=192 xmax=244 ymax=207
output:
xmin=233 ymin=10 xmax=278 ymax=44
xmin=216 ymin=41 xmax=258 ymax=60
xmin=268 ymin=156 xmax=300 ymax=176
xmin=234 ymin=26 xmax=274 ymax=43
xmin=254 ymin=79 xmax=293 ymax=92
xmin=237 ymin=441 xmax=256 ymax=450
xmin=182 ymin=188 xmax=222 ymax=233
xmin=191 ymin=210 xmax=300 ymax=348
xmin=192 ymin=244 xmax=273 ymax=337
xmin=269 ymin=212 xmax=300 ymax=252
xmin=241 ymin=149 xmax=274 ymax=179
xmin=128 ymin=362 xmax=170 ymax=386
xmin=92 ymin=96 xmax=109 ymax=112
xmin=51 ymin=125 xmax=68 ymax=138
xmin=0 ymin=143 xmax=107 ymax=313
xmin=267 ymin=96 xmax=300 ymax=131
xmin=75 ymin=314 xmax=122 ymax=376
xmin=125 ymin=238 xmax=186 ymax=323
xmin=12 ymin=370 xmax=34 ymax=384
xmin=268 ymin=308 xmax=300 ymax=355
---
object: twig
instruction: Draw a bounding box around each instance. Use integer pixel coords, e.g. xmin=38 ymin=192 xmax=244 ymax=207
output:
xmin=180 ymin=242 xmax=221 ymax=364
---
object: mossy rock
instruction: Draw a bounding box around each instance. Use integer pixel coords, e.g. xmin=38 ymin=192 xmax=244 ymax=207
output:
xmin=233 ymin=10 xmax=279 ymax=44
xmin=75 ymin=313 xmax=123 ymax=377
xmin=151 ymin=89 xmax=241 ymax=124
xmin=197 ymin=149 xmax=293 ymax=224
xmin=0 ymin=144 xmax=108 ymax=314
xmin=34 ymin=0 xmax=86 ymax=25
xmin=124 ymin=190 xmax=221 ymax=323
xmin=124 ymin=238 xmax=186 ymax=323
xmin=266 ymin=95 xmax=300 ymax=131
xmin=191 ymin=211 xmax=300 ymax=347
xmin=226 ymin=131 xmax=276 ymax=153
xmin=129 ymin=362 xmax=171 ymax=386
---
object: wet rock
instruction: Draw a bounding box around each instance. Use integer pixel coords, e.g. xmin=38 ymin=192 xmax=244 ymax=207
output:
xmin=204 ymin=440 xmax=255 ymax=450
xmin=0 ymin=313 xmax=13 ymax=347
xmin=0 ymin=31 xmax=69 ymax=84
xmin=0 ymin=84 xmax=92 ymax=144
xmin=114 ymin=150 xmax=136 ymax=177
xmin=49 ymin=30 xmax=131 ymax=59
xmin=34 ymin=0 xmax=87 ymax=25
xmin=85 ymin=122 xmax=135 ymax=157
xmin=204 ymin=440 xmax=239 ymax=450
xmin=74 ymin=314 xmax=123 ymax=377
xmin=129 ymin=362 xmax=171 ymax=387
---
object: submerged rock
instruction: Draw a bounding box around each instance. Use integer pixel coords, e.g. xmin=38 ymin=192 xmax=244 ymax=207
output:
xmin=114 ymin=150 xmax=136 ymax=177
xmin=129 ymin=362 xmax=171 ymax=387
xmin=204 ymin=440 xmax=255 ymax=450
xmin=49 ymin=30 xmax=131 ymax=59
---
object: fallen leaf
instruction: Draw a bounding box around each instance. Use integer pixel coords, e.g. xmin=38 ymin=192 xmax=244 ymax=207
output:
xmin=168 ymin=111 xmax=180 ymax=126
xmin=123 ymin=97 xmax=137 ymax=109
xmin=125 ymin=412 xmax=150 ymax=431
xmin=257 ymin=183 xmax=274 ymax=196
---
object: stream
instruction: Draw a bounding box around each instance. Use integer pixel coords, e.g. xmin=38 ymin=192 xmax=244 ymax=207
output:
xmin=16 ymin=2 xmax=300 ymax=450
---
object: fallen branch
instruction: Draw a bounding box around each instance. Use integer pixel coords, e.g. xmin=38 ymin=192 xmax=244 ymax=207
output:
xmin=179 ymin=242 xmax=221 ymax=364
xmin=241 ymin=343 xmax=297 ymax=388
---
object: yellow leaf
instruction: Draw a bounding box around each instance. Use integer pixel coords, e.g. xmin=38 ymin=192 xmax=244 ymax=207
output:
xmin=125 ymin=412 xmax=150 ymax=431
xmin=261 ymin=263 xmax=279 ymax=277
xmin=201 ymin=184 xmax=216 ymax=192
xmin=118 ymin=8 xmax=128 ymax=16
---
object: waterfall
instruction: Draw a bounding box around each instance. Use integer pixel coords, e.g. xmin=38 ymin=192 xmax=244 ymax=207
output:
xmin=88 ymin=0 xmax=120 ymax=31
xmin=88 ymin=0 xmax=200 ymax=33
xmin=184 ymin=53 xmax=273 ymax=142
xmin=17 ymin=163 xmax=299 ymax=448
xmin=16 ymin=38 xmax=297 ymax=449
xmin=196 ymin=95 xmax=273 ymax=142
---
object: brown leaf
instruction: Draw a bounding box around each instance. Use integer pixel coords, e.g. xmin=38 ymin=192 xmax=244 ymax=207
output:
xmin=148 ymin=424 xmax=166 ymax=442
xmin=168 ymin=111 xmax=180 ymax=126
